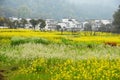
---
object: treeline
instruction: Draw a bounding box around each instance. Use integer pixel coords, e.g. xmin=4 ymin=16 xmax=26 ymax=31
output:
xmin=0 ymin=17 xmax=28 ymax=29
xmin=0 ymin=17 xmax=46 ymax=30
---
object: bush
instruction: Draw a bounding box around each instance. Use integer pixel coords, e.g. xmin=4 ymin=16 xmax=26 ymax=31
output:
xmin=61 ymin=38 xmax=74 ymax=45
xmin=30 ymin=37 xmax=50 ymax=45
xmin=11 ymin=37 xmax=51 ymax=45
xmin=74 ymin=42 xmax=98 ymax=49
xmin=11 ymin=37 xmax=28 ymax=45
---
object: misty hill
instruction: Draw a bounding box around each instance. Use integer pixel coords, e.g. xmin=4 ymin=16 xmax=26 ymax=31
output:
xmin=0 ymin=0 xmax=119 ymax=20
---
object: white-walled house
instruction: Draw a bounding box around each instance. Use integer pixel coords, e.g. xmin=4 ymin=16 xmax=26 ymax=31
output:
xmin=0 ymin=26 xmax=8 ymax=28
xmin=45 ymin=19 xmax=58 ymax=30
xmin=93 ymin=20 xmax=112 ymax=31
xmin=57 ymin=22 xmax=67 ymax=28
xmin=9 ymin=17 xmax=22 ymax=22
xmin=60 ymin=19 xmax=83 ymax=31
xmin=91 ymin=20 xmax=101 ymax=31
xmin=101 ymin=20 xmax=112 ymax=25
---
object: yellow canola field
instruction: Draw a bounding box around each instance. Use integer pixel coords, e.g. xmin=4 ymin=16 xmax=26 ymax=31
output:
xmin=18 ymin=58 xmax=120 ymax=80
xmin=0 ymin=29 xmax=120 ymax=44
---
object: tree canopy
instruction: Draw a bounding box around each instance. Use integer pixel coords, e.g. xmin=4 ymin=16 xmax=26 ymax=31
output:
xmin=38 ymin=19 xmax=46 ymax=30
xmin=112 ymin=5 xmax=120 ymax=33
xmin=30 ymin=19 xmax=39 ymax=30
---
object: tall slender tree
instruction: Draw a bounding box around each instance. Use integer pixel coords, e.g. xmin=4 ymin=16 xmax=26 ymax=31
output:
xmin=13 ymin=20 xmax=19 ymax=29
xmin=5 ymin=18 xmax=14 ymax=28
xmin=112 ymin=5 xmax=120 ymax=33
xmin=20 ymin=18 xmax=27 ymax=28
xmin=38 ymin=19 xmax=46 ymax=31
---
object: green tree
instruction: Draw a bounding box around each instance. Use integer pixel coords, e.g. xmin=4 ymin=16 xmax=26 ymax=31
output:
xmin=13 ymin=20 xmax=20 ymax=29
xmin=5 ymin=18 xmax=14 ymax=28
xmin=105 ymin=24 xmax=112 ymax=32
xmin=84 ymin=23 xmax=92 ymax=31
xmin=30 ymin=19 xmax=39 ymax=30
xmin=20 ymin=18 xmax=27 ymax=28
xmin=112 ymin=5 xmax=120 ymax=33
xmin=84 ymin=23 xmax=93 ymax=35
xmin=98 ymin=23 xmax=106 ymax=32
xmin=38 ymin=19 xmax=46 ymax=31
xmin=56 ymin=25 xmax=61 ymax=31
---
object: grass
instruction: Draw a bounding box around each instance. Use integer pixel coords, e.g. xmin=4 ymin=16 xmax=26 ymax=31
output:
xmin=0 ymin=29 xmax=120 ymax=80
xmin=0 ymin=43 xmax=120 ymax=80
xmin=1 ymin=43 xmax=120 ymax=60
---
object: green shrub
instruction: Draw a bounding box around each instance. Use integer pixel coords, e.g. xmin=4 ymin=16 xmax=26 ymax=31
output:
xmin=30 ymin=37 xmax=50 ymax=45
xmin=61 ymin=38 xmax=74 ymax=45
xmin=11 ymin=37 xmax=51 ymax=45
xmin=86 ymin=42 xmax=98 ymax=48
xmin=11 ymin=37 xmax=28 ymax=45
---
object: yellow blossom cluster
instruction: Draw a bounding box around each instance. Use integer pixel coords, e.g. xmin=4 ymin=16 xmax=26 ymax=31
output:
xmin=18 ymin=58 xmax=120 ymax=80
xmin=0 ymin=29 xmax=120 ymax=45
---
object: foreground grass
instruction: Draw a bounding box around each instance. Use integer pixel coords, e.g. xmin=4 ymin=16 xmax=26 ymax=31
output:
xmin=1 ymin=43 xmax=120 ymax=60
xmin=0 ymin=43 xmax=120 ymax=80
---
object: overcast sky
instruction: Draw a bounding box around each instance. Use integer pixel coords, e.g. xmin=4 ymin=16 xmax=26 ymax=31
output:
xmin=68 ymin=0 xmax=117 ymax=4
xmin=67 ymin=0 xmax=118 ymax=8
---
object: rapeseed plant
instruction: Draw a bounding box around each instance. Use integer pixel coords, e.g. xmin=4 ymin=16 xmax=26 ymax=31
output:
xmin=17 ymin=58 xmax=120 ymax=80
xmin=0 ymin=29 xmax=120 ymax=44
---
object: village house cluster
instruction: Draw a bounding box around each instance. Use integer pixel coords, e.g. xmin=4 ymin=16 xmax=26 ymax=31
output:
xmin=0 ymin=17 xmax=112 ymax=32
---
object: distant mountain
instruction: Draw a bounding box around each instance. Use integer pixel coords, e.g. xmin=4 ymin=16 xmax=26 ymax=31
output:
xmin=0 ymin=0 xmax=119 ymax=20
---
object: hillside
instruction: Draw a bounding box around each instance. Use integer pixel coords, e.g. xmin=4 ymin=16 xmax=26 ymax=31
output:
xmin=0 ymin=0 xmax=119 ymax=19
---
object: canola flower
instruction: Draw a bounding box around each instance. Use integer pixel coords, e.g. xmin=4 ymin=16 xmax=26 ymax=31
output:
xmin=0 ymin=29 xmax=120 ymax=44
xmin=18 ymin=58 xmax=120 ymax=80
